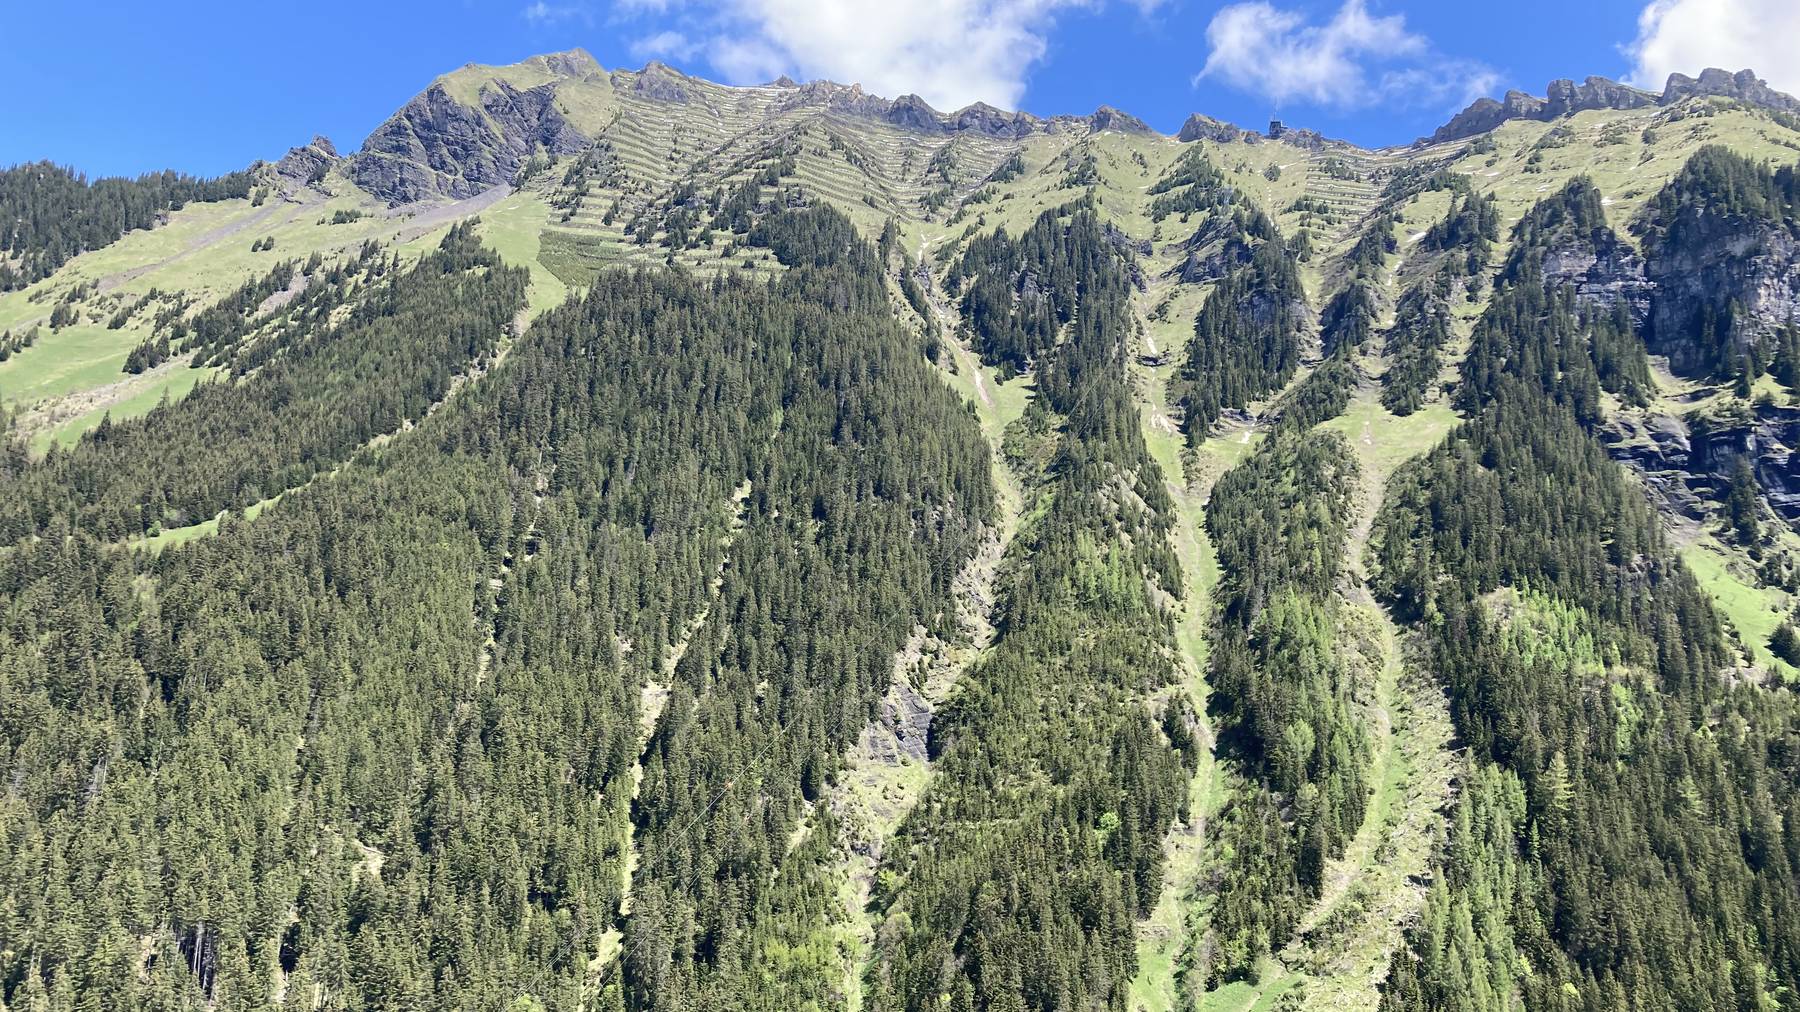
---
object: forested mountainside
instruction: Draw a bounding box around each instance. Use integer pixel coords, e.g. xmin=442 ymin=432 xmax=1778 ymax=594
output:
xmin=3 ymin=48 xmax=1800 ymax=1012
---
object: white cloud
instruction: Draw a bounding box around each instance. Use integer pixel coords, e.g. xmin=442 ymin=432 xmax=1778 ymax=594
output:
xmin=1626 ymin=0 xmax=1800 ymax=96
xmin=631 ymin=29 xmax=699 ymax=61
xmin=1198 ymin=0 xmax=1493 ymax=111
xmin=612 ymin=0 xmax=1162 ymax=111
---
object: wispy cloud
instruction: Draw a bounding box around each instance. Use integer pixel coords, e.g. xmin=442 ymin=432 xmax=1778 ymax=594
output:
xmin=1197 ymin=0 xmax=1494 ymax=111
xmin=631 ymin=29 xmax=699 ymax=62
xmin=1626 ymin=0 xmax=1800 ymax=96
xmin=523 ymin=1 xmax=593 ymax=26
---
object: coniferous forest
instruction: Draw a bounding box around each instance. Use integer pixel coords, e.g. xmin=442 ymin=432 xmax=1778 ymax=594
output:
xmin=4 ymin=43 xmax=1800 ymax=1012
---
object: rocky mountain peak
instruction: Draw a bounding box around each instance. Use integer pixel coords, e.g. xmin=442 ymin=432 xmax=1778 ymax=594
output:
xmin=525 ymin=47 xmax=602 ymax=79
xmin=351 ymin=73 xmax=589 ymax=204
xmin=625 ymin=61 xmax=694 ymax=103
xmin=1087 ymin=105 xmax=1153 ymax=134
xmin=1429 ymin=67 xmax=1800 ymax=146
xmin=275 ymin=135 xmax=343 ymax=188
xmin=1662 ymin=68 xmax=1800 ymax=113
xmin=1176 ymin=113 xmax=1261 ymax=145
xmin=1428 ymin=75 xmax=1655 ymax=144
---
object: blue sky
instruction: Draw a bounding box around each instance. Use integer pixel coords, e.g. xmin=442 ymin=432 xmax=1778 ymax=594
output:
xmin=3 ymin=0 xmax=1794 ymax=179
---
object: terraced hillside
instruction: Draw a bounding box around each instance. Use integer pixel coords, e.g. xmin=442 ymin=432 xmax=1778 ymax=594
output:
xmin=4 ymin=48 xmax=1800 ymax=1012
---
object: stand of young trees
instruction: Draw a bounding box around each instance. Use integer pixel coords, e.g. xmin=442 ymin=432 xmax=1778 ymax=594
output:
xmin=1380 ymin=273 xmax=1458 ymax=416
xmin=1201 ymin=429 xmax=1366 ymax=984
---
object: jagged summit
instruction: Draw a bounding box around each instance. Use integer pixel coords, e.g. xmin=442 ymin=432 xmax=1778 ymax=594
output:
xmin=1176 ymin=113 xmax=1260 ymax=145
xmin=1088 ymin=105 xmax=1154 ymax=134
xmin=343 ymin=49 xmax=1800 ymax=209
xmin=1662 ymin=67 xmax=1800 ymax=112
xmin=1429 ymin=67 xmax=1800 ymax=145
xmin=273 ymin=135 xmax=341 ymax=189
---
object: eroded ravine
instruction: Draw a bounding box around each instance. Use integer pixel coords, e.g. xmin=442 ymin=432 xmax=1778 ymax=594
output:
xmin=1129 ymin=340 xmax=1226 ymax=1012
xmin=828 ymin=300 xmax=1030 ymax=1009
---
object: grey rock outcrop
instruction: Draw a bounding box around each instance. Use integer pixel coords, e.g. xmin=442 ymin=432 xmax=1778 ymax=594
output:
xmin=887 ymin=94 xmax=947 ymax=133
xmin=1267 ymin=120 xmax=1330 ymax=149
xmin=1430 ymin=76 xmax=1657 ymax=144
xmin=274 ymin=135 xmax=341 ymax=188
xmin=1540 ymin=228 xmax=1654 ymax=319
xmin=351 ymin=78 xmax=590 ymax=205
xmin=627 ymin=60 xmax=692 ymax=103
xmin=1544 ymin=76 xmax=1658 ymax=118
xmin=1168 ymin=211 xmax=1256 ymax=285
xmin=1607 ymin=400 xmax=1800 ymax=528
xmin=1662 ymin=68 xmax=1800 ymax=114
xmin=1602 ymin=411 xmax=1709 ymax=522
xmin=1087 ymin=105 xmax=1154 ymax=134
xmin=1177 ymin=113 xmax=1261 ymax=145
xmin=1427 ymin=68 xmax=1796 ymax=145
xmin=948 ymin=101 xmax=1038 ymax=138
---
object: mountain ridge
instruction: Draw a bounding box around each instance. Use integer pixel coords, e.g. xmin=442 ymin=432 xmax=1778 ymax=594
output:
xmin=335 ymin=50 xmax=1800 ymax=206
xmin=1429 ymin=66 xmax=1800 ymax=144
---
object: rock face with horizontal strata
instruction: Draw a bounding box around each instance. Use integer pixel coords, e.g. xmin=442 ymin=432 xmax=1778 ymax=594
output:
xmin=1607 ymin=405 xmax=1800 ymax=526
xmin=1539 ymin=229 xmax=1654 ymax=319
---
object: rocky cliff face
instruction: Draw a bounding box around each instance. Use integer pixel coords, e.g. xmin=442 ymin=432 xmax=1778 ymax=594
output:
xmin=1427 ymin=68 xmax=1796 ymax=145
xmin=625 ymin=61 xmax=691 ymax=103
xmin=1167 ymin=211 xmax=1255 ymax=285
xmin=273 ymin=136 xmax=341 ymax=190
xmin=1430 ymin=76 xmax=1658 ymax=144
xmin=1642 ymin=208 xmax=1800 ymax=376
xmin=1540 ymin=227 xmax=1655 ymax=319
xmin=1176 ymin=114 xmax=1261 ymax=146
xmin=1663 ymin=69 xmax=1800 ymax=115
xmin=1607 ymin=404 xmax=1800 ymax=525
xmin=1087 ymin=106 xmax=1154 ymax=135
xmin=351 ymin=79 xmax=590 ymax=205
